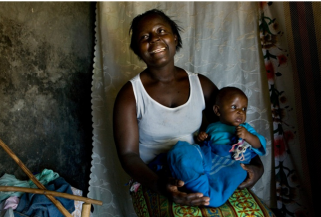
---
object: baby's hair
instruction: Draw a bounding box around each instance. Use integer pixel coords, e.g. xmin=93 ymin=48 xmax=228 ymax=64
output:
xmin=216 ymin=87 xmax=247 ymax=106
xmin=129 ymin=9 xmax=183 ymax=58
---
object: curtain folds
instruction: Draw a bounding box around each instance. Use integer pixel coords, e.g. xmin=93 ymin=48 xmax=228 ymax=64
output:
xmin=259 ymin=2 xmax=320 ymax=216
xmin=89 ymin=2 xmax=277 ymax=216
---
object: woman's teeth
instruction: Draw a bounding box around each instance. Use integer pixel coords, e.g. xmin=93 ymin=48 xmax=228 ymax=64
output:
xmin=152 ymin=48 xmax=165 ymax=53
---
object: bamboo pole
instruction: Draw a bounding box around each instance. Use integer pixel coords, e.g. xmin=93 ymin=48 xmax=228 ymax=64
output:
xmin=0 ymin=186 xmax=102 ymax=205
xmin=81 ymin=203 xmax=92 ymax=217
xmin=0 ymin=138 xmax=72 ymax=217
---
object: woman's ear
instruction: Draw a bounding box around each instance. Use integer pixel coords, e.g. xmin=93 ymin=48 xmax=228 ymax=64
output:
xmin=213 ymin=105 xmax=220 ymax=116
xmin=174 ymin=35 xmax=178 ymax=46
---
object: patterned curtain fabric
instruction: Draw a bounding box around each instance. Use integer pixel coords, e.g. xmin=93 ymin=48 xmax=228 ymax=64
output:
xmin=259 ymin=2 xmax=320 ymax=216
xmin=89 ymin=2 xmax=274 ymax=216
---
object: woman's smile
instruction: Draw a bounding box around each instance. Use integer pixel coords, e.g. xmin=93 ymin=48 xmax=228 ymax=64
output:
xmin=150 ymin=47 xmax=166 ymax=54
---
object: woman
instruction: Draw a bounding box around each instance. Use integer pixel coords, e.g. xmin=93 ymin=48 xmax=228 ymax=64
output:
xmin=113 ymin=9 xmax=272 ymax=216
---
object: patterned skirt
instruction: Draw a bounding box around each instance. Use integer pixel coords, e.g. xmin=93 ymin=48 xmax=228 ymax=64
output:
xmin=132 ymin=185 xmax=275 ymax=217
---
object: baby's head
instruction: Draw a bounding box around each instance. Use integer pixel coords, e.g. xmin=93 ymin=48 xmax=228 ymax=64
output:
xmin=213 ymin=87 xmax=248 ymax=126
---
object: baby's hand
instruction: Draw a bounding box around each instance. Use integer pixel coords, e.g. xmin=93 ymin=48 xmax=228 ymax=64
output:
xmin=236 ymin=126 xmax=248 ymax=140
xmin=196 ymin=131 xmax=208 ymax=143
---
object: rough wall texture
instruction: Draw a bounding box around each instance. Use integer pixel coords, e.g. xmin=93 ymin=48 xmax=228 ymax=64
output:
xmin=0 ymin=2 xmax=95 ymax=195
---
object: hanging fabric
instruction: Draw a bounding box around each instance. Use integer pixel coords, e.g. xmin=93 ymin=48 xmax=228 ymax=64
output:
xmin=89 ymin=2 xmax=274 ymax=216
xmin=259 ymin=2 xmax=320 ymax=216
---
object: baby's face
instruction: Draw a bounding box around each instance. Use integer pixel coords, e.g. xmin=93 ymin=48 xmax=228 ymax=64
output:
xmin=216 ymin=93 xmax=248 ymax=126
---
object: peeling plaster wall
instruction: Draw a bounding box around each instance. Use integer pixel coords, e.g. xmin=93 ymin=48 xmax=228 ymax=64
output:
xmin=0 ymin=2 xmax=95 ymax=195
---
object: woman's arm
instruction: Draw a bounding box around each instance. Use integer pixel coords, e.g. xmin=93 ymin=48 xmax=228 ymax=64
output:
xmin=198 ymin=74 xmax=219 ymax=130
xmin=238 ymin=155 xmax=264 ymax=189
xmin=113 ymin=82 xmax=159 ymax=192
xmin=113 ymin=81 xmax=209 ymax=206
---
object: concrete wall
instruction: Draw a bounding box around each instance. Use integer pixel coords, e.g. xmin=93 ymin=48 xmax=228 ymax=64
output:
xmin=0 ymin=2 xmax=95 ymax=195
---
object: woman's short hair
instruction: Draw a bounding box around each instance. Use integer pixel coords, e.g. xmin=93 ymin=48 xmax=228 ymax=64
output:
xmin=129 ymin=9 xmax=183 ymax=58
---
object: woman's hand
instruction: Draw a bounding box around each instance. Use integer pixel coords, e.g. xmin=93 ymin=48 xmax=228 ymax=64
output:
xmin=238 ymin=155 xmax=264 ymax=189
xmin=161 ymin=177 xmax=210 ymax=206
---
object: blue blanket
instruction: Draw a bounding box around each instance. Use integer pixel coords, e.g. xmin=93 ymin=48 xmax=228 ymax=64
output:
xmin=167 ymin=141 xmax=248 ymax=207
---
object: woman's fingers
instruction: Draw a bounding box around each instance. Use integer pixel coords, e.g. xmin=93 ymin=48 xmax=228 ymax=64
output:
xmin=172 ymin=192 xmax=210 ymax=206
xmin=187 ymin=194 xmax=210 ymax=206
xmin=166 ymin=178 xmax=210 ymax=206
xmin=167 ymin=177 xmax=184 ymax=187
xmin=238 ymin=163 xmax=257 ymax=189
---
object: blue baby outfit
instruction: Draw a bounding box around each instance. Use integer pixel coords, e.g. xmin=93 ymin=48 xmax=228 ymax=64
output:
xmin=167 ymin=122 xmax=266 ymax=207
xmin=206 ymin=122 xmax=266 ymax=163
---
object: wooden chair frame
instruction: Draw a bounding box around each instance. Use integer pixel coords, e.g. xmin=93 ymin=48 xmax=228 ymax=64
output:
xmin=0 ymin=139 xmax=102 ymax=217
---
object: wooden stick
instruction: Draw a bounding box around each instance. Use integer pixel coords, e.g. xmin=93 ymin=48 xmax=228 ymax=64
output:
xmin=81 ymin=203 xmax=92 ymax=217
xmin=0 ymin=186 xmax=103 ymax=205
xmin=0 ymin=138 xmax=72 ymax=217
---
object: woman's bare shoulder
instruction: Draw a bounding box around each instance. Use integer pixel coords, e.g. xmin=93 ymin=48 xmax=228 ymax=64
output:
xmin=197 ymin=73 xmax=218 ymax=97
xmin=114 ymin=81 xmax=136 ymax=110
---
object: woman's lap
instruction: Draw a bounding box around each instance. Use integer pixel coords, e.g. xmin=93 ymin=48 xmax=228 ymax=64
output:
xmin=132 ymin=185 xmax=275 ymax=217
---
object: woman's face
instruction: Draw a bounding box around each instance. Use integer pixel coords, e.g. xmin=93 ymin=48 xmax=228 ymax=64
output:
xmin=135 ymin=14 xmax=178 ymax=68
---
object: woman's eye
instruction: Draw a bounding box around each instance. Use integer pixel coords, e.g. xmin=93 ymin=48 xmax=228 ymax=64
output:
xmin=139 ymin=35 xmax=149 ymax=41
xmin=242 ymin=108 xmax=247 ymax=111
xmin=159 ymin=29 xmax=165 ymax=34
xmin=231 ymin=105 xmax=236 ymax=109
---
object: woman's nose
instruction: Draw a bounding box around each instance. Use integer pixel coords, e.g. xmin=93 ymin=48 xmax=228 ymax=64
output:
xmin=149 ymin=33 xmax=160 ymax=43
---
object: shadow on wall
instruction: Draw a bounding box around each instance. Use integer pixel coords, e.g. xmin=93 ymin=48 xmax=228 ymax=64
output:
xmin=0 ymin=2 xmax=96 ymax=195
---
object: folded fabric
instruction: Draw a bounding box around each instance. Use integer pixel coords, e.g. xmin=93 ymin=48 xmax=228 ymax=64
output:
xmin=71 ymin=187 xmax=85 ymax=217
xmin=14 ymin=177 xmax=75 ymax=217
xmin=0 ymin=197 xmax=19 ymax=217
xmin=28 ymin=169 xmax=60 ymax=189
xmin=0 ymin=169 xmax=59 ymax=202
xmin=70 ymin=187 xmax=93 ymax=217
xmin=0 ymin=208 xmax=14 ymax=217
xmin=3 ymin=197 xmax=19 ymax=210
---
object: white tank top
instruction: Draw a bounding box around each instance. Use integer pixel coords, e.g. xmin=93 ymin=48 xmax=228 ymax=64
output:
xmin=130 ymin=71 xmax=205 ymax=163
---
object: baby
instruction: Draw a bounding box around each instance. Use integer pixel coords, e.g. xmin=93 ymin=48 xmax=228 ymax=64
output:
xmin=167 ymin=86 xmax=266 ymax=207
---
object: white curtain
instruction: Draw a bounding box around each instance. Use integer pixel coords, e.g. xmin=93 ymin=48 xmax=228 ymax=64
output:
xmin=88 ymin=2 xmax=274 ymax=216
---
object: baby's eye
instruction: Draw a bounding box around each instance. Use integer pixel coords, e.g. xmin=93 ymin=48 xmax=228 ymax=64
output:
xmin=159 ymin=29 xmax=165 ymax=34
xmin=231 ymin=105 xmax=236 ymax=109
xmin=142 ymin=35 xmax=149 ymax=40
xmin=242 ymin=107 xmax=247 ymax=111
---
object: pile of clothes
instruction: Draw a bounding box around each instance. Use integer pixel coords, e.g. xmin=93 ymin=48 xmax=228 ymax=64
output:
xmin=0 ymin=169 xmax=87 ymax=217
